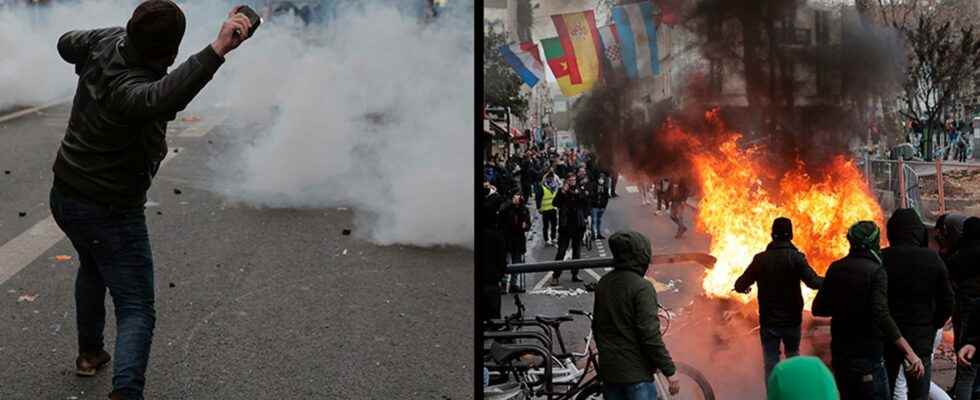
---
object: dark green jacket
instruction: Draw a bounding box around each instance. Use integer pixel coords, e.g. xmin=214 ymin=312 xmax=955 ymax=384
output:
xmin=592 ymin=231 xmax=676 ymax=383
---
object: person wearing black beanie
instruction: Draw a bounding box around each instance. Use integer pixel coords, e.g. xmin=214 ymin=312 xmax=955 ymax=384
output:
xmin=734 ymin=216 xmax=823 ymax=391
xmin=49 ymin=2 xmax=254 ymax=399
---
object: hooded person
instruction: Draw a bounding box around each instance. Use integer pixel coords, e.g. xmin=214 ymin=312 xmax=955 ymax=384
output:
xmin=49 ymin=3 xmax=253 ymax=398
xmin=950 ymin=216 xmax=980 ymax=399
xmin=592 ymin=231 xmax=679 ymax=399
xmin=880 ymin=209 xmax=954 ymax=399
xmin=812 ymin=221 xmax=924 ymax=400
xmin=734 ymin=217 xmax=823 ymax=388
xmin=766 ymin=356 xmax=840 ymax=400
xmin=936 ymin=213 xmax=968 ymax=262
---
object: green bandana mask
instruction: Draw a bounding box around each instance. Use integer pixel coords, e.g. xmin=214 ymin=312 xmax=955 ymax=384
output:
xmin=847 ymin=221 xmax=881 ymax=263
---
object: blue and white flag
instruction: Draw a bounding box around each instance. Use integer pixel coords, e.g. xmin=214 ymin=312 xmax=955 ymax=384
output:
xmin=612 ymin=1 xmax=660 ymax=79
xmin=499 ymin=42 xmax=546 ymax=88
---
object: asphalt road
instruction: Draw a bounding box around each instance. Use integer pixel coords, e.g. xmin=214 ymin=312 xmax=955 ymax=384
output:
xmin=0 ymin=102 xmax=473 ymax=399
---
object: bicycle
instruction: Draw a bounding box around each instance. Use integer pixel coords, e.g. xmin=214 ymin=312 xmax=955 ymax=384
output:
xmin=484 ymin=293 xmax=715 ymax=400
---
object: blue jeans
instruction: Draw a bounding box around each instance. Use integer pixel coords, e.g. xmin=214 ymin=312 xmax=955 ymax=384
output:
xmin=833 ymin=356 xmax=890 ymax=400
xmin=603 ymin=380 xmax=659 ymax=400
xmin=50 ymin=186 xmax=155 ymax=400
xmin=760 ymin=324 xmax=801 ymax=385
xmin=591 ymin=208 xmax=605 ymax=236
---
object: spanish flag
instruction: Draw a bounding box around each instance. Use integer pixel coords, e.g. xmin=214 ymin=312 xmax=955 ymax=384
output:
xmin=543 ymin=10 xmax=603 ymax=97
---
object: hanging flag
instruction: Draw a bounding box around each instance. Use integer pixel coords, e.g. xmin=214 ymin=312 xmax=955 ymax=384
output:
xmin=544 ymin=10 xmax=603 ymax=97
xmin=499 ymin=42 xmax=546 ymax=88
xmin=598 ymin=24 xmax=625 ymax=75
xmin=612 ymin=1 xmax=660 ymax=79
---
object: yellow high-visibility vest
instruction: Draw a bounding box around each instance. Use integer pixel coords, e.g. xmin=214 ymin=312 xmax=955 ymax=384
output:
xmin=540 ymin=184 xmax=557 ymax=211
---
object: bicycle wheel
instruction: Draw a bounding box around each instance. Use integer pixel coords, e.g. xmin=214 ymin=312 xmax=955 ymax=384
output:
xmin=574 ymin=381 xmax=603 ymax=400
xmin=668 ymin=362 xmax=715 ymax=400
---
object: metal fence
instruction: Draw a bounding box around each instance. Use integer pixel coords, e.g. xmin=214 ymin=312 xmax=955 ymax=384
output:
xmin=863 ymin=156 xmax=980 ymax=222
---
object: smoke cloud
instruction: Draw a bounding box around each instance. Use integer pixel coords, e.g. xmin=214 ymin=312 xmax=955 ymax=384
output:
xmin=1 ymin=1 xmax=474 ymax=248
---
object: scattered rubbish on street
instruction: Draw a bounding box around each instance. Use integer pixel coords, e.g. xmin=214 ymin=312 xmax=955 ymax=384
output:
xmin=156 ymin=211 xmax=163 ymax=215
xmin=18 ymin=211 xmax=26 ymax=217
xmin=180 ymin=115 xmax=201 ymax=123
xmin=207 ymin=140 xmax=213 ymax=144
xmin=529 ymin=288 xmax=589 ymax=297
xmin=53 ymin=255 xmax=72 ymax=262
xmin=168 ymin=283 xmax=175 ymax=288
xmin=342 ymin=249 xmax=348 ymax=256
xmin=17 ymin=293 xmax=38 ymax=303
xmin=173 ymin=188 xmax=182 ymax=195
xmin=144 ymin=201 xmax=159 ymax=208
xmin=342 ymin=229 xmax=351 ymax=236
xmin=3 ymin=170 xmax=9 ymax=174
xmin=173 ymin=148 xmax=179 ymax=153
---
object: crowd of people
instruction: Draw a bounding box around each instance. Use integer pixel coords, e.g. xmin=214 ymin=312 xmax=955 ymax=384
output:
xmin=733 ymin=210 xmax=980 ymax=400
xmin=906 ymin=119 xmax=976 ymax=162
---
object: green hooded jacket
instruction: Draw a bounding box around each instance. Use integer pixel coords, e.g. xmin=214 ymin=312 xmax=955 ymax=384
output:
xmin=592 ymin=230 xmax=676 ymax=383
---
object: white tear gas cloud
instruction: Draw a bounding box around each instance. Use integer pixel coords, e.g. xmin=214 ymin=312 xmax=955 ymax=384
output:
xmin=0 ymin=1 xmax=131 ymax=110
xmin=1 ymin=1 xmax=474 ymax=248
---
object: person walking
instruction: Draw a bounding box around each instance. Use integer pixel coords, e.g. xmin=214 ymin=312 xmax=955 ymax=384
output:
xmin=479 ymin=183 xmax=508 ymax=323
xmin=49 ymin=2 xmax=253 ymax=398
xmin=498 ymin=193 xmax=531 ymax=293
xmin=592 ymin=231 xmax=680 ymax=399
xmin=656 ymin=177 xmax=671 ymax=214
xmin=538 ymin=171 xmax=560 ymax=247
xmin=551 ymin=174 xmax=589 ymax=285
xmin=812 ymin=221 xmax=925 ymax=400
xmin=734 ymin=217 xmax=823 ymax=388
xmin=880 ymin=209 xmax=954 ymax=399
xmin=669 ymin=179 xmax=690 ymax=238
xmin=590 ymin=172 xmax=611 ymax=240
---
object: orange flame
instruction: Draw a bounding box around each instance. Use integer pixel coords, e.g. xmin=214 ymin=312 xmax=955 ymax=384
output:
xmin=675 ymin=112 xmax=884 ymax=308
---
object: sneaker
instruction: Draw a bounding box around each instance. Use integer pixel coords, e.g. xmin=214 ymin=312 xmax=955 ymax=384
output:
xmin=76 ymin=350 xmax=111 ymax=377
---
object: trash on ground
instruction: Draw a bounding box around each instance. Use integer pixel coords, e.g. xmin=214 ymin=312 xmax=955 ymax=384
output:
xmin=180 ymin=115 xmax=201 ymax=123
xmin=144 ymin=201 xmax=159 ymax=208
xmin=342 ymin=229 xmax=351 ymax=236
xmin=18 ymin=212 xmax=26 ymax=217
xmin=3 ymin=170 xmax=9 ymax=175
xmin=173 ymin=188 xmax=182 ymax=195
xmin=342 ymin=249 xmax=348 ymax=256
xmin=168 ymin=282 xmax=175 ymax=288
xmin=53 ymin=255 xmax=72 ymax=262
xmin=529 ymin=288 xmax=589 ymax=297
xmin=17 ymin=293 xmax=38 ymax=303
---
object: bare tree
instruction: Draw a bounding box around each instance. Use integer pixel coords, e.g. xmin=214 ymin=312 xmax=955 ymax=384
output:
xmin=899 ymin=14 xmax=980 ymax=159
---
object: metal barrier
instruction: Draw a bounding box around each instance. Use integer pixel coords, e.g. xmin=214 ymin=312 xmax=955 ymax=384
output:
xmin=865 ymin=157 xmax=980 ymax=221
xmin=506 ymin=253 xmax=717 ymax=274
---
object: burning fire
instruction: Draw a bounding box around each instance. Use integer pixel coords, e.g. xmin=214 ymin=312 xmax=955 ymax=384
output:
xmin=672 ymin=111 xmax=885 ymax=308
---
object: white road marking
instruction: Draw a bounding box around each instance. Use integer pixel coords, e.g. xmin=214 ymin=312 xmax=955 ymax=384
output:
xmin=0 ymin=97 xmax=71 ymax=124
xmin=0 ymin=148 xmax=182 ymax=287
xmin=585 ymin=268 xmax=602 ymax=281
xmin=532 ymin=272 xmax=553 ymax=292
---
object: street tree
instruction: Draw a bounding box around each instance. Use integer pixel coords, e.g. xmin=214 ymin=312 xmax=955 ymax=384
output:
xmin=483 ymin=23 xmax=528 ymax=119
xmin=898 ymin=14 xmax=980 ymax=159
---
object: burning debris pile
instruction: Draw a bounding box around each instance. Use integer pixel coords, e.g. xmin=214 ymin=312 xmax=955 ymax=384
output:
xmin=675 ymin=111 xmax=886 ymax=307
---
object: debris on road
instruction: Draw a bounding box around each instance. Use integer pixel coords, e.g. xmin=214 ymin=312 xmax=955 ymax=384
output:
xmin=173 ymin=188 xmax=182 ymax=195
xmin=18 ymin=212 xmax=26 ymax=217
xmin=529 ymin=288 xmax=589 ymax=297
xmin=342 ymin=229 xmax=351 ymax=236
xmin=180 ymin=115 xmax=201 ymax=123
xmin=53 ymin=255 xmax=72 ymax=262
xmin=173 ymin=148 xmax=179 ymax=153
xmin=342 ymin=249 xmax=348 ymax=256
xmin=3 ymin=170 xmax=9 ymax=175
xmin=169 ymin=282 xmax=175 ymax=288
xmin=156 ymin=211 xmax=163 ymax=215
xmin=17 ymin=293 xmax=38 ymax=303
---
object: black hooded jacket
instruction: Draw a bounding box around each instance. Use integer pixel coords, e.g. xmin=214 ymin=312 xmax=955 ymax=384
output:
xmin=734 ymin=240 xmax=823 ymax=327
xmin=593 ymin=231 xmax=676 ymax=383
xmin=881 ymin=209 xmax=954 ymax=357
xmin=950 ymin=218 xmax=980 ymax=315
xmin=53 ymin=28 xmax=224 ymax=207
xmin=813 ymin=249 xmax=902 ymax=361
